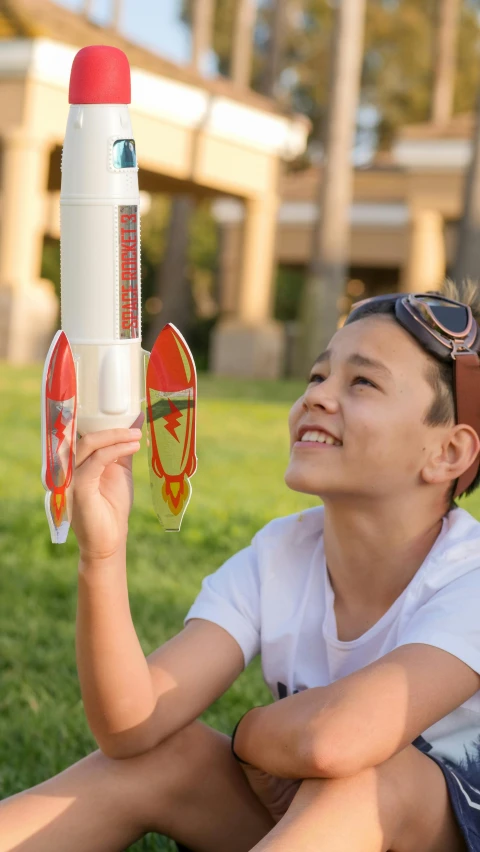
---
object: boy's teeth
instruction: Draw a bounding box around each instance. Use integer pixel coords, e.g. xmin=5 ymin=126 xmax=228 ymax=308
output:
xmin=303 ymin=430 xmax=322 ymax=442
xmin=300 ymin=429 xmax=341 ymax=446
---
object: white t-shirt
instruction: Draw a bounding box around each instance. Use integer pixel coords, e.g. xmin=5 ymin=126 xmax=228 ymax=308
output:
xmin=184 ymin=504 xmax=480 ymax=787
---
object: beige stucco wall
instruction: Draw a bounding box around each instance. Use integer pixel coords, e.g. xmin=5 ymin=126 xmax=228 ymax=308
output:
xmin=0 ymin=38 xmax=309 ymax=373
xmin=272 ymin=223 xmax=408 ymax=267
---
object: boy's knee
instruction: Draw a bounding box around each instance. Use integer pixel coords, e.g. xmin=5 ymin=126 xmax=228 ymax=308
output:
xmin=100 ymin=721 xmax=231 ymax=831
xmin=144 ymin=720 xmax=230 ymax=779
xmin=147 ymin=721 xmax=232 ymax=802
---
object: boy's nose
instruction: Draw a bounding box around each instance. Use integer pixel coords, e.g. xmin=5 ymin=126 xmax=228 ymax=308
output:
xmin=303 ymin=379 xmax=339 ymax=412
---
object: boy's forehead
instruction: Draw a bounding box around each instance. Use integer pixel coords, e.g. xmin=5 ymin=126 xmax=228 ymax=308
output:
xmin=322 ymin=315 xmax=426 ymax=376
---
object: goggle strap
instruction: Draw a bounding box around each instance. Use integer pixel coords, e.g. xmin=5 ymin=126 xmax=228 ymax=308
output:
xmin=453 ymin=353 xmax=480 ymax=499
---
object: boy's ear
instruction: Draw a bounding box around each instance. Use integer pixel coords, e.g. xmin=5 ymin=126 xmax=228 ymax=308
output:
xmin=421 ymin=425 xmax=480 ymax=488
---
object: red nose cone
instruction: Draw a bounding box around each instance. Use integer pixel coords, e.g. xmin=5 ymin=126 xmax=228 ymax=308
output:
xmin=69 ymin=45 xmax=131 ymax=104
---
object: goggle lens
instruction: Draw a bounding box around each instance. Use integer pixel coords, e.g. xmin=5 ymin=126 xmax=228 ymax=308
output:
xmin=419 ymin=297 xmax=469 ymax=335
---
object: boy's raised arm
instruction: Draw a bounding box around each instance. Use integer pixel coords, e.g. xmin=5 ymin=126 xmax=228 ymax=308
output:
xmin=73 ymin=427 xmax=244 ymax=759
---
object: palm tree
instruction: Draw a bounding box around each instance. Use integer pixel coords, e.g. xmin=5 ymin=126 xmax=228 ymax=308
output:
xmin=231 ymin=0 xmax=256 ymax=88
xmin=83 ymin=0 xmax=123 ymax=28
xmin=82 ymin=0 xmax=94 ymax=18
xmin=192 ymin=0 xmax=215 ymax=73
xmin=298 ymin=0 xmax=367 ymax=374
xmin=263 ymin=0 xmax=287 ymax=98
xmin=147 ymin=0 xmax=215 ymax=348
xmin=145 ymin=196 xmax=195 ymax=349
xmin=431 ymin=0 xmax=461 ymax=126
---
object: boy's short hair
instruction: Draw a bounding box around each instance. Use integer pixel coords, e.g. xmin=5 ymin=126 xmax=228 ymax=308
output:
xmin=345 ymin=279 xmax=480 ymax=509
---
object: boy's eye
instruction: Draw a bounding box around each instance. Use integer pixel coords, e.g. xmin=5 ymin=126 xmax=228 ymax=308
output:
xmin=352 ymin=375 xmax=376 ymax=388
xmin=307 ymin=373 xmax=376 ymax=388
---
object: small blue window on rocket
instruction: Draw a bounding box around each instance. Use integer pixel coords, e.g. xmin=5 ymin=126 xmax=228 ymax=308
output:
xmin=113 ymin=139 xmax=137 ymax=169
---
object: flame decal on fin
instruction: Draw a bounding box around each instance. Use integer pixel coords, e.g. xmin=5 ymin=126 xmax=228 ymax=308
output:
xmin=41 ymin=331 xmax=77 ymax=544
xmin=145 ymin=324 xmax=197 ymax=531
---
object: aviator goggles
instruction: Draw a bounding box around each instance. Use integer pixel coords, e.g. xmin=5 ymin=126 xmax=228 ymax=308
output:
xmin=345 ymin=292 xmax=480 ymax=499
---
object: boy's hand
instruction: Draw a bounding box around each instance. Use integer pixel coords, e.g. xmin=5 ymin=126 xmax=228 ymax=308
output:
xmin=71 ymin=414 xmax=144 ymax=560
xmin=240 ymin=763 xmax=302 ymax=824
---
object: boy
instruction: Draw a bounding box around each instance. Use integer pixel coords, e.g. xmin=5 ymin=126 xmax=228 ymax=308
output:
xmin=2 ymin=279 xmax=480 ymax=852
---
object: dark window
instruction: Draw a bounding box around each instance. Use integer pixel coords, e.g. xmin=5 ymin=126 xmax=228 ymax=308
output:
xmin=113 ymin=139 xmax=136 ymax=169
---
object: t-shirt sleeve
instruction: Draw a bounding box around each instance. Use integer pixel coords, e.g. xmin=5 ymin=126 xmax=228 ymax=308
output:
xmin=183 ymin=538 xmax=261 ymax=668
xmin=396 ymin=569 xmax=480 ymax=675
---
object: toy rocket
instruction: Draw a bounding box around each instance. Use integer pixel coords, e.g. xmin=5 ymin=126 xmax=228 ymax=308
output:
xmin=41 ymin=45 xmax=197 ymax=543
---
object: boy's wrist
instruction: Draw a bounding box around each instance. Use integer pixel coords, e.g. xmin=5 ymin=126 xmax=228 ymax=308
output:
xmin=79 ymin=549 xmax=126 ymax=578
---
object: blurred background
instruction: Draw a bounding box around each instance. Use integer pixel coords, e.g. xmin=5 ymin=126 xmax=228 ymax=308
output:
xmin=2 ymin=0 xmax=480 ymax=377
xmin=3 ymin=2 xmax=480 ymax=849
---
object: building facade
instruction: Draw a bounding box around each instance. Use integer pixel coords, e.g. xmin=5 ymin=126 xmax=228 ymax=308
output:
xmin=215 ymin=113 xmax=472 ymax=375
xmin=0 ymin=0 xmax=309 ymax=378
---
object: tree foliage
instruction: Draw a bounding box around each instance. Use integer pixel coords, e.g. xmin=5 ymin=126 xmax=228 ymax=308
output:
xmin=183 ymin=0 xmax=480 ymax=147
xmin=363 ymin=0 xmax=480 ymax=147
xmin=145 ymin=1 xmax=480 ymax=366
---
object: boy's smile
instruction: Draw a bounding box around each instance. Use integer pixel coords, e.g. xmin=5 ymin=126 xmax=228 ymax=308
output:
xmin=293 ymin=430 xmax=343 ymax=449
xmin=296 ymin=424 xmax=343 ymax=446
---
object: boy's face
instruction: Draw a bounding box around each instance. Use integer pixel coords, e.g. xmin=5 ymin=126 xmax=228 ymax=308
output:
xmin=285 ymin=314 xmax=452 ymax=502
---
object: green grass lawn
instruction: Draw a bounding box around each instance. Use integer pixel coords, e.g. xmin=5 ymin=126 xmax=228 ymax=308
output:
xmin=0 ymin=364 xmax=318 ymax=850
xmin=3 ymin=364 xmax=480 ymax=850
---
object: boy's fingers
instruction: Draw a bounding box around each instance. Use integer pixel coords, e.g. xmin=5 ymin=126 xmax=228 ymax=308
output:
xmin=76 ymin=428 xmax=142 ymax=467
xmin=130 ymin=411 xmax=145 ymax=430
xmin=76 ymin=442 xmax=140 ymax=482
xmin=114 ymin=449 xmax=137 ymax=472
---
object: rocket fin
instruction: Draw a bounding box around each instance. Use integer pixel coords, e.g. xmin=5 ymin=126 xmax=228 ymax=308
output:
xmin=41 ymin=331 xmax=77 ymax=544
xmin=145 ymin=324 xmax=197 ymax=532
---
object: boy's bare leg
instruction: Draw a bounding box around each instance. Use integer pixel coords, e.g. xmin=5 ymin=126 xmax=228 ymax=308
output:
xmin=0 ymin=721 xmax=274 ymax=852
xmin=249 ymin=744 xmax=466 ymax=852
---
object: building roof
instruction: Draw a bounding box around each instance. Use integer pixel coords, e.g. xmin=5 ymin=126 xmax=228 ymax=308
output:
xmin=397 ymin=112 xmax=474 ymax=142
xmin=282 ymin=163 xmax=412 ymax=206
xmin=0 ymin=0 xmax=289 ymax=115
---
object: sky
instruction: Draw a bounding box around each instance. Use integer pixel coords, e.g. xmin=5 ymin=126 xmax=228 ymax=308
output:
xmin=52 ymin=0 xmax=375 ymax=161
xmin=54 ymin=0 xmax=192 ymax=65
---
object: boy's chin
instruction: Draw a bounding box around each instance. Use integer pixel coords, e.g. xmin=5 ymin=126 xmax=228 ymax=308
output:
xmin=284 ymin=468 xmax=325 ymax=498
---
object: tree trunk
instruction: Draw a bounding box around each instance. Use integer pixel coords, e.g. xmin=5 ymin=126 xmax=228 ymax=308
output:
xmin=298 ymin=0 xmax=367 ymax=374
xmin=231 ymin=0 xmax=256 ymax=88
xmin=192 ymin=0 xmax=215 ymax=73
xmin=145 ymin=196 xmax=194 ymax=351
xmin=82 ymin=0 xmax=95 ymax=18
xmin=152 ymin=0 xmax=214 ymax=359
xmin=263 ymin=0 xmax=287 ymax=99
xmin=148 ymin=2 xmax=212 ymax=355
xmin=431 ymin=0 xmax=461 ymax=126
xmin=111 ymin=0 xmax=123 ymax=31
xmin=454 ymin=90 xmax=480 ymax=284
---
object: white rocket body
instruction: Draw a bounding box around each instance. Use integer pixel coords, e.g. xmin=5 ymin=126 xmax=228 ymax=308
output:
xmin=61 ymin=103 xmax=142 ymax=434
xmin=42 ymin=45 xmax=198 ymax=543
